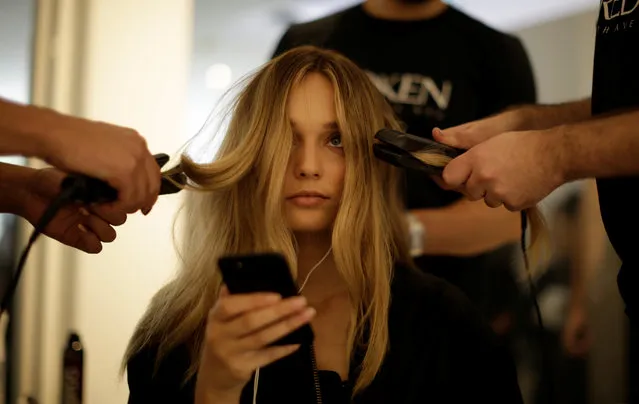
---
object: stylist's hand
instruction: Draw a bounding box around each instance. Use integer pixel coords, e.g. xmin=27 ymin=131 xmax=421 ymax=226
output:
xmin=19 ymin=167 xmax=127 ymax=253
xmin=432 ymin=108 xmax=528 ymax=149
xmin=39 ymin=111 xmax=160 ymax=215
xmin=195 ymin=286 xmax=315 ymax=403
xmin=433 ymin=129 xmax=566 ymax=211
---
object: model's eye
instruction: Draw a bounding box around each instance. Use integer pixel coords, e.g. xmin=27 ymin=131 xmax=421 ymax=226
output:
xmin=328 ymin=133 xmax=343 ymax=148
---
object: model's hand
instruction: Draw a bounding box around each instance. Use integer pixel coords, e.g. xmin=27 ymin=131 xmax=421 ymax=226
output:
xmin=19 ymin=167 xmax=127 ymax=253
xmin=435 ymin=130 xmax=565 ymax=211
xmin=195 ymin=287 xmax=314 ymax=401
xmin=40 ymin=113 xmax=161 ymax=215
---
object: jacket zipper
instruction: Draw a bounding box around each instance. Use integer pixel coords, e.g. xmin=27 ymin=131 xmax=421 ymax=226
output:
xmin=310 ymin=343 xmax=323 ymax=404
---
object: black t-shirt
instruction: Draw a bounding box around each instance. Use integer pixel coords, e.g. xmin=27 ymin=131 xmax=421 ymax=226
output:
xmin=126 ymin=264 xmax=523 ymax=403
xmin=271 ymin=5 xmax=536 ymax=318
xmin=592 ymin=1 xmax=639 ymax=320
xmin=272 ymin=5 xmax=536 ymax=211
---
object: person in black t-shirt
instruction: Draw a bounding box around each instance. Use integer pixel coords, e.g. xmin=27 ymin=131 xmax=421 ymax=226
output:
xmin=271 ymin=0 xmax=537 ymax=345
xmin=435 ymin=2 xmax=639 ymax=401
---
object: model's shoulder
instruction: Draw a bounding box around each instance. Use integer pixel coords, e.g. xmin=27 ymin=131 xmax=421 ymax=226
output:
xmin=127 ymin=341 xmax=192 ymax=390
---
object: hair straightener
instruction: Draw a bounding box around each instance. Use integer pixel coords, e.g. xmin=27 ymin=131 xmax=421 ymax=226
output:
xmin=0 ymin=154 xmax=186 ymax=314
xmin=374 ymin=128 xmax=554 ymax=402
xmin=373 ymin=128 xmax=465 ymax=175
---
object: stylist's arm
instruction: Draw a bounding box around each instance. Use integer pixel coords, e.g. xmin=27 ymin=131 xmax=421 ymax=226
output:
xmin=430 ymin=99 xmax=603 ymax=210
xmin=0 ymin=97 xmax=161 ymax=215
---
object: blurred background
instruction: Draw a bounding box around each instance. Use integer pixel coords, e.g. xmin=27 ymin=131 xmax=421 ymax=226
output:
xmin=0 ymin=0 xmax=628 ymax=403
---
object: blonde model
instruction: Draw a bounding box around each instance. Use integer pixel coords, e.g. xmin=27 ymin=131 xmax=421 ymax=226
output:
xmin=124 ymin=46 xmax=523 ymax=404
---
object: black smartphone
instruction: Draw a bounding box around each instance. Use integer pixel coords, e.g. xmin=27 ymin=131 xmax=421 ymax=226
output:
xmin=217 ymin=252 xmax=314 ymax=346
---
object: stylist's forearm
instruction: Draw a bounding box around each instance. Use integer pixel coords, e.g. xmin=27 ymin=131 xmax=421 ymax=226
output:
xmin=412 ymin=199 xmax=520 ymax=256
xmin=558 ymin=108 xmax=639 ymax=180
xmin=0 ymin=162 xmax=33 ymax=215
xmin=516 ymin=98 xmax=592 ymax=131
xmin=0 ymin=98 xmax=55 ymax=158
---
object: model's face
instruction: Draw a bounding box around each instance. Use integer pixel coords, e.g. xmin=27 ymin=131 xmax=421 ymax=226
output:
xmin=283 ymin=72 xmax=345 ymax=235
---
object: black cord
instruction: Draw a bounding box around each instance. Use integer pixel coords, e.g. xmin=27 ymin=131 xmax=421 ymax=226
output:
xmin=0 ymin=185 xmax=78 ymax=314
xmin=520 ymin=211 xmax=554 ymax=403
xmin=0 ymin=155 xmax=179 ymax=316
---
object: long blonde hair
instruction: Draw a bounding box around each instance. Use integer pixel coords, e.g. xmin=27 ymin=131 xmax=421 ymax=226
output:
xmin=122 ymin=46 xmax=413 ymax=395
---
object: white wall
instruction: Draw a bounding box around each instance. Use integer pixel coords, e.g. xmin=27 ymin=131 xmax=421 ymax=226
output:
xmin=15 ymin=1 xmax=194 ymax=404
xmin=510 ymin=7 xmax=599 ymax=220
xmin=0 ymin=0 xmax=32 ymax=170
xmin=72 ymin=2 xmax=194 ymax=404
xmin=515 ymin=7 xmax=598 ymax=104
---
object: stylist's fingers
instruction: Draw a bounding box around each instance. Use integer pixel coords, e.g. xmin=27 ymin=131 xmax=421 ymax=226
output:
xmin=75 ymin=225 xmax=102 ymax=254
xmin=430 ymin=175 xmax=454 ymax=191
xmin=131 ymin=158 xmax=148 ymax=214
xmin=433 ymin=127 xmax=464 ymax=149
xmin=83 ymin=213 xmax=117 ymax=242
xmin=464 ymin=174 xmax=485 ymax=202
xmin=484 ymin=192 xmax=503 ymax=208
xmin=434 ymin=125 xmax=481 ymax=150
xmin=441 ymin=154 xmax=472 ymax=190
xmin=142 ymin=153 xmax=161 ymax=215
xmin=110 ymin=176 xmax=135 ymax=214
xmin=434 ymin=112 xmax=516 ymax=149
xmin=88 ymin=204 xmax=128 ymax=226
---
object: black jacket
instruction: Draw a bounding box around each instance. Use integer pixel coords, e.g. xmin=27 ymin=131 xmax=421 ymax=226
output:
xmin=127 ymin=264 xmax=523 ymax=403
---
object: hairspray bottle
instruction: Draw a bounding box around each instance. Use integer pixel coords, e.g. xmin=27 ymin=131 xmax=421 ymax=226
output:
xmin=61 ymin=333 xmax=83 ymax=404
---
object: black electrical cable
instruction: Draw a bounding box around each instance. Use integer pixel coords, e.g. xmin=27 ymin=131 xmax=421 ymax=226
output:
xmin=521 ymin=211 xmax=554 ymax=403
xmin=0 ymin=153 xmax=184 ymax=315
xmin=0 ymin=185 xmax=77 ymax=314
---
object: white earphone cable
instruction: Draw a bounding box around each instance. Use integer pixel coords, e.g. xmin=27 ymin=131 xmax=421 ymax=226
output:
xmin=252 ymin=246 xmax=332 ymax=404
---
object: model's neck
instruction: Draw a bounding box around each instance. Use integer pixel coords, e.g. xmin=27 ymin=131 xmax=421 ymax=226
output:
xmin=295 ymin=232 xmax=343 ymax=300
xmin=295 ymin=232 xmax=333 ymax=280
xmin=363 ymin=0 xmax=447 ymax=21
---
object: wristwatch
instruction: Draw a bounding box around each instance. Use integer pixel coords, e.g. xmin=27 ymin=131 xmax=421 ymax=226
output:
xmin=406 ymin=212 xmax=425 ymax=257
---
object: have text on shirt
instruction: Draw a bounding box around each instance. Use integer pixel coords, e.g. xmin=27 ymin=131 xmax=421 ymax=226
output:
xmin=598 ymin=0 xmax=639 ymax=34
xmin=365 ymin=71 xmax=452 ymax=122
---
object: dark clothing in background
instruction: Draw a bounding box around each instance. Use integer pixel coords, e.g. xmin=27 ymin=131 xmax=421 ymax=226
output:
xmin=591 ymin=2 xmax=639 ymax=401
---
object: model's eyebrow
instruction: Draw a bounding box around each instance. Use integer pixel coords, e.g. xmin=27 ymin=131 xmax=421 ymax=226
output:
xmin=323 ymin=121 xmax=339 ymax=130
xmin=289 ymin=120 xmax=339 ymax=130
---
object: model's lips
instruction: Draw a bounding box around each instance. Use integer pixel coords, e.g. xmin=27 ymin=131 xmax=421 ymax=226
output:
xmin=288 ymin=191 xmax=329 ymax=200
xmin=287 ymin=191 xmax=329 ymax=207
